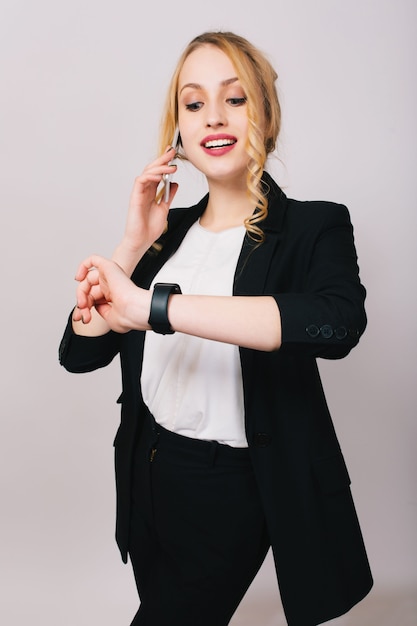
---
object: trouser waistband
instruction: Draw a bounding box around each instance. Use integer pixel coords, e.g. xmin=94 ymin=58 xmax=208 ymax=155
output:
xmin=142 ymin=409 xmax=251 ymax=468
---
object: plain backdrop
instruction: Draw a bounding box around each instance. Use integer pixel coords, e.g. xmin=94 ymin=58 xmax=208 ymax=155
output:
xmin=1 ymin=1 xmax=416 ymax=624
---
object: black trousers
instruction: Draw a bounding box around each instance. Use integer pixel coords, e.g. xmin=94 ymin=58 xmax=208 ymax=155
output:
xmin=128 ymin=412 xmax=270 ymax=626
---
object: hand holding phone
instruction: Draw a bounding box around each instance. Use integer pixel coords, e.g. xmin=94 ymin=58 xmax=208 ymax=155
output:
xmin=163 ymin=126 xmax=180 ymax=203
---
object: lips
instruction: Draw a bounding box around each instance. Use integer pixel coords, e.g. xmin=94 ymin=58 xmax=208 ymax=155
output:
xmin=200 ymin=134 xmax=238 ymax=156
xmin=200 ymin=134 xmax=237 ymax=149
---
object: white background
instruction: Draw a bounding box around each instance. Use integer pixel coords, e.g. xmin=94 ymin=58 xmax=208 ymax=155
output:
xmin=1 ymin=1 xmax=416 ymax=624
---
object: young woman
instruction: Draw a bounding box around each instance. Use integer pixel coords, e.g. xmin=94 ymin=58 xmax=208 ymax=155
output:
xmin=60 ymin=31 xmax=373 ymax=626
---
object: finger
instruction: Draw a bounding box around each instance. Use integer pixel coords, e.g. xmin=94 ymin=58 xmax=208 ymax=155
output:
xmin=73 ymin=284 xmax=107 ymax=324
xmin=74 ymin=254 xmax=107 ymax=281
xmin=134 ymin=164 xmax=178 ymax=189
xmin=73 ymin=305 xmax=92 ymax=324
xmin=139 ymin=149 xmax=177 ymax=178
xmin=76 ymin=283 xmax=94 ymax=310
xmin=75 ymin=260 xmax=93 ymax=282
xmin=85 ymin=267 xmax=100 ymax=287
xmin=75 ymin=269 xmax=102 ymax=309
xmin=158 ymin=146 xmax=177 ymax=163
xmin=72 ymin=305 xmax=83 ymax=322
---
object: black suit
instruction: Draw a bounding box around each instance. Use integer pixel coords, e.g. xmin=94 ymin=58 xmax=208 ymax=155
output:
xmin=59 ymin=173 xmax=372 ymax=625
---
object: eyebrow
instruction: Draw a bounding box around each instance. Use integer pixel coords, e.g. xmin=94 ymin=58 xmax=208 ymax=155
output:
xmin=179 ymin=76 xmax=239 ymax=94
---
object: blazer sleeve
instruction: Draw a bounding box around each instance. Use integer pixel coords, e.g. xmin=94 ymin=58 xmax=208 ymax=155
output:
xmin=273 ymin=202 xmax=367 ymax=360
xmin=58 ymin=311 xmax=121 ymax=373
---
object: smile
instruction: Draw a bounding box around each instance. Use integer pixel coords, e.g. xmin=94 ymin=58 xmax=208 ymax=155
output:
xmin=203 ymin=138 xmax=237 ymax=149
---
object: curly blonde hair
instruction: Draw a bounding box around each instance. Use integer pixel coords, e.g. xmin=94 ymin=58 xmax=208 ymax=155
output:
xmin=159 ymin=31 xmax=281 ymax=243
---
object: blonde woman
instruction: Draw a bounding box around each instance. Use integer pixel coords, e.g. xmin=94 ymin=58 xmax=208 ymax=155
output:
xmin=60 ymin=32 xmax=372 ymax=626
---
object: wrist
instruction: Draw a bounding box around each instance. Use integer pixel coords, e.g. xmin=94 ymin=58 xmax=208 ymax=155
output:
xmin=112 ymin=240 xmax=148 ymax=275
xmin=123 ymin=287 xmax=153 ymax=332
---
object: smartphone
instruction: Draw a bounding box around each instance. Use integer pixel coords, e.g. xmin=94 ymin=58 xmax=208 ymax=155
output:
xmin=163 ymin=125 xmax=180 ymax=202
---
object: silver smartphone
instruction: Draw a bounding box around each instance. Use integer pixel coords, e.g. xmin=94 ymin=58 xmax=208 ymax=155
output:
xmin=163 ymin=126 xmax=180 ymax=202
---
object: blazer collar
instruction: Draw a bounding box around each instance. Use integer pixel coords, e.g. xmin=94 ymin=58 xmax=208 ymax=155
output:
xmin=166 ymin=170 xmax=287 ymax=236
xmin=258 ymin=170 xmax=288 ymax=233
xmin=138 ymin=171 xmax=287 ymax=294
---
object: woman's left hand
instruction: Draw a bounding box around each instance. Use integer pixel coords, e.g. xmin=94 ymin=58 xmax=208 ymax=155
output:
xmin=73 ymin=255 xmax=152 ymax=333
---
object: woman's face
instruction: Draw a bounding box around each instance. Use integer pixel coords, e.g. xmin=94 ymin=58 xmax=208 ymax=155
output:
xmin=177 ymin=45 xmax=250 ymax=186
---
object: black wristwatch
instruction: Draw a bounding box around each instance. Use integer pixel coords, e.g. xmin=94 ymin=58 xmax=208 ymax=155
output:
xmin=148 ymin=283 xmax=182 ymax=334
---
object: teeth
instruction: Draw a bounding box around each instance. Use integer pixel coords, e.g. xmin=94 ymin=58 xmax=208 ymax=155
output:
xmin=204 ymin=138 xmax=236 ymax=148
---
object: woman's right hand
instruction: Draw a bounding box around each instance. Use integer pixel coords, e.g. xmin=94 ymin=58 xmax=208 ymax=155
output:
xmin=74 ymin=255 xmax=152 ymax=333
xmin=113 ymin=147 xmax=178 ymax=273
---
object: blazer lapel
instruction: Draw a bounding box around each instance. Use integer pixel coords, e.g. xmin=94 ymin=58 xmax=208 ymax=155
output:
xmin=234 ymin=172 xmax=287 ymax=296
xmin=234 ymin=173 xmax=288 ymax=406
xmin=132 ymin=195 xmax=208 ymax=288
xmin=134 ymin=171 xmax=287 ymax=296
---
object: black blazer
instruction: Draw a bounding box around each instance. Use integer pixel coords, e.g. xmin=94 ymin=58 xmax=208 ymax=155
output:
xmin=59 ymin=173 xmax=372 ymax=626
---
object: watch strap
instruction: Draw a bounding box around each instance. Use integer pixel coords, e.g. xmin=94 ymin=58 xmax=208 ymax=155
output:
xmin=148 ymin=283 xmax=182 ymax=334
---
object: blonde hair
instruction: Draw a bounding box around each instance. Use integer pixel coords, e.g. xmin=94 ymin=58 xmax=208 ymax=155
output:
xmin=159 ymin=31 xmax=281 ymax=243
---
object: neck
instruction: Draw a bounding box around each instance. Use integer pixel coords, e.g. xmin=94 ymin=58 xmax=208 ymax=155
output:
xmin=200 ymin=178 xmax=255 ymax=232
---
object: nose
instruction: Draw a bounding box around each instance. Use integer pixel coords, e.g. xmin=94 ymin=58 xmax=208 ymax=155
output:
xmin=205 ymin=100 xmax=226 ymax=128
xmin=206 ymin=117 xmax=224 ymax=128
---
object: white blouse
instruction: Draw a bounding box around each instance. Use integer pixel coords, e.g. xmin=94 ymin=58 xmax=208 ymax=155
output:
xmin=141 ymin=219 xmax=248 ymax=447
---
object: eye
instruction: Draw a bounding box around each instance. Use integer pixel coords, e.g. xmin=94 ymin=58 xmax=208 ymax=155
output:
xmin=185 ymin=101 xmax=204 ymax=112
xmin=227 ymin=97 xmax=247 ymax=107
